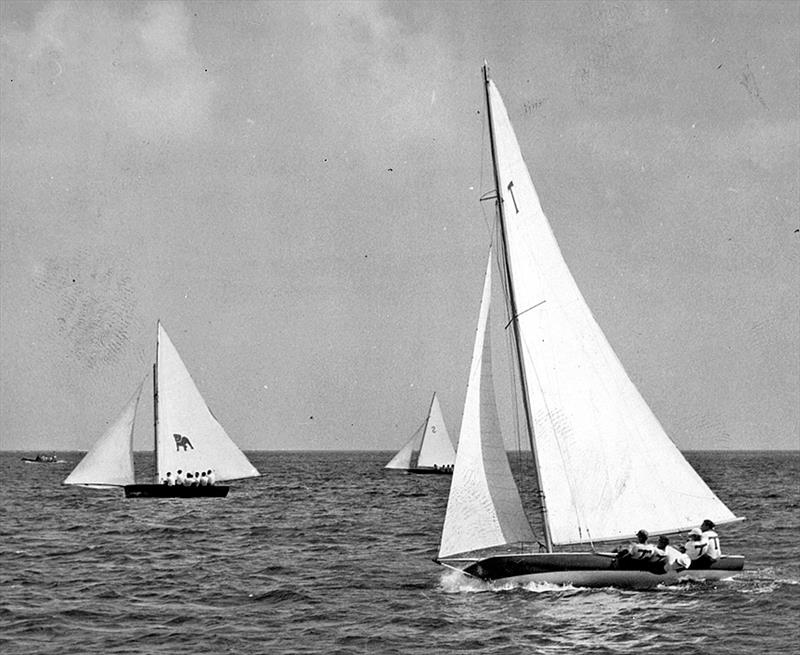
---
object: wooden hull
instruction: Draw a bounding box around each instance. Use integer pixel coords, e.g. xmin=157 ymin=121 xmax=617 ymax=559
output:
xmin=123 ymin=484 xmax=229 ymax=498
xmin=440 ymin=552 xmax=745 ymax=589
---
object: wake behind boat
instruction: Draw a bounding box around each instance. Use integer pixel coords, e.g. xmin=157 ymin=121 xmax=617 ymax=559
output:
xmin=434 ymin=64 xmax=744 ymax=589
xmin=63 ymin=322 xmax=260 ymax=498
xmin=385 ymin=392 xmax=455 ymax=474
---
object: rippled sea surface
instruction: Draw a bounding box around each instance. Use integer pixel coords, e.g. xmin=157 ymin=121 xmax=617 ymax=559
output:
xmin=1 ymin=450 xmax=798 ymax=654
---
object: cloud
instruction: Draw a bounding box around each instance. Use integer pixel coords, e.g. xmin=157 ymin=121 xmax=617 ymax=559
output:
xmin=1 ymin=1 xmax=215 ymax=148
xmin=296 ymin=1 xmax=459 ymax=154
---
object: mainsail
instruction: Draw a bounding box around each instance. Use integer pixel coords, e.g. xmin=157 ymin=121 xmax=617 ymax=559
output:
xmin=63 ymin=382 xmax=142 ymax=488
xmin=484 ymin=75 xmax=740 ymax=546
xmin=438 ymin=253 xmax=535 ymax=558
xmin=416 ymin=393 xmax=455 ymax=468
xmin=155 ymin=323 xmax=259 ymax=483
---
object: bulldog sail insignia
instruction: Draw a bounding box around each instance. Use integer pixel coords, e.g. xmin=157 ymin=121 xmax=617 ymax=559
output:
xmin=64 ymin=322 xmax=259 ymax=498
xmin=435 ymin=64 xmax=745 ymax=588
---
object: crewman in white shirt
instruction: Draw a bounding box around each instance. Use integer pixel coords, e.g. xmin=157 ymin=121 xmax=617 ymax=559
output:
xmin=652 ymin=536 xmax=691 ymax=572
xmin=684 ymin=528 xmax=709 ymax=565
xmin=700 ymin=519 xmax=721 ymax=561
xmin=628 ymin=529 xmax=655 ymax=560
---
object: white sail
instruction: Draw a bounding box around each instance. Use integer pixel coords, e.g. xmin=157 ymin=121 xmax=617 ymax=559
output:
xmin=439 ymin=253 xmax=535 ymax=558
xmin=64 ymin=382 xmax=142 ymax=488
xmin=385 ymin=427 xmax=420 ymax=469
xmin=155 ymin=323 xmax=259 ymax=483
xmin=486 ymin=78 xmax=740 ymax=545
xmin=416 ymin=393 xmax=455 ymax=468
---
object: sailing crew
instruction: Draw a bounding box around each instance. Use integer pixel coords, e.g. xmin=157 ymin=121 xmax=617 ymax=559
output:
xmin=183 ymin=472 xmax=193 ymax=486
xmin=207 ymin=469 xmax=215 ymax=485
xmin=199 ymin=471 xmax=208 ymax=486
xmin=163 ymin=472 xmax=174 ymax=486
xmin=701 ymin=519 xmax=721 ymax=561
xmin=652 ymin=536 xmax=690 ymax=572
xmin=193 ymin=471 xmax=200 ymax=486
xmin=628 ymin=529 xmax=655 ymax=560
xmin=684 ymin=528 xmax=711 ymax=567
xmin=175 ymin=469 xmax=185 ymax=486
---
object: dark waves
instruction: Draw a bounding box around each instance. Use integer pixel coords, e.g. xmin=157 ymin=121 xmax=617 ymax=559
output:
xmin=0 ymin=450 xmax=798 ymax=654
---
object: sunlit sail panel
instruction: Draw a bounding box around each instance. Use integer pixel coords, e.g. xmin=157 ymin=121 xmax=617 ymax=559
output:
xmin=439 ymin=254 xmax=535 ymax=558
xmin=486 ymin=80 xmax=739 ymax=545
xmin=64 ymin=383 xmax=142 ymax=488
xmin=416 ymin=393 xmax=456 ymax=468
xmin=156 ymin=324 xmax=259 ymax=483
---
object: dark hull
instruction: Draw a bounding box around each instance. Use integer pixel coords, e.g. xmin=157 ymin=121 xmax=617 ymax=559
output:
xmin=408 ymin=467 xmax=452 ymax=475
xmin=441 ymin=552 xmax=745 ymax=589
xmin=123 ymin=484 xmax=229 ymax=498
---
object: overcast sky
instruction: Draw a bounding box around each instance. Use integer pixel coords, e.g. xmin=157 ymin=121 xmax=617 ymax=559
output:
xmin=1 ymin=0 xmax=797 ymax=452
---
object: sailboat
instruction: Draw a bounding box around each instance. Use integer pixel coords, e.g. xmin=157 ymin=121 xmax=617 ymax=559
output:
xmin=385 ymin=392 xmax=455 ymax=474
xmin=64 ymin=322 xmax=260 ymax=498
xmin=435 ymin=64 xmax=745 ymax=588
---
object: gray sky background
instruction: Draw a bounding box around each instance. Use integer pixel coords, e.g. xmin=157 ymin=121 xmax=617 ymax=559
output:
xmin=1 ymin=1 xmax=797 ymax=452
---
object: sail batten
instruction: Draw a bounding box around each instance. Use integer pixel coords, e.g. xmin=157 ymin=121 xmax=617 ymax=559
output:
xmin=483 ymin=77 xmax=740 ymax=545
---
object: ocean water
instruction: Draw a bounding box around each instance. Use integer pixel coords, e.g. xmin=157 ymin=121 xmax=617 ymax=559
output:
xmin=1 ymin=450 xmax=798 ymax=655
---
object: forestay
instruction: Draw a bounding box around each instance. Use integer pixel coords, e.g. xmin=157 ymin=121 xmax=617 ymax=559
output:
xmin=64 ymin=383 xmax=141 ymax=488
xmin=486 ymin=79 xmax=740 ymax=545
xmin=438 ymin=254 xmax=535 ymax=558
xmin=416 ymin=393 xmax=455 ymax=468
xmin=155 ymin=324 xmax=259 ymax=483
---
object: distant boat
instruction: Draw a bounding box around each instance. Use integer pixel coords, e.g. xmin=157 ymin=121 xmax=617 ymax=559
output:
xmin=64 ymin=322 xmax=260 ymax=498
xmin=385 ymin=392 xmax=455 ymax=474
xmin=22 ymin=454 xmax=66 ymax=464
xmin=435 ymin=64 xmax=745 ymax=588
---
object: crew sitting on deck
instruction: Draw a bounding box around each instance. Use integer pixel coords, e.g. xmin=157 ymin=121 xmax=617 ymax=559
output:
xmin=683 ymin=528 xmax=714 ymax=568
xmin=613 ymin=529 xmax=655 ymax=569
xmin=183 ymin=472 xmax=193 ymax=486
xmin=651 ymin=535 xmax=691 ymax=573
xmin=199 ymin=471 xmax=208 ymax=486
xmin=628 ymin=529 xmax=655 ymax=560
xmin=207 ymin=469 xmax=215 ymax=485
xmin=175 ymin=469 xmax=185 ymax=486
xmin=700 ymin=519 xmax=721 ymax=562
xmin=163 ymin=472 xmax=174 ymax=486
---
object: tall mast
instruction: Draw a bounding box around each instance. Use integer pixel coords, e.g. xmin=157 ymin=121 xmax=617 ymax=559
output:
xmin=482 ymin=63 xmax=553 ymax=552
xmin=153 ymin=322 xmax=160 ymax=484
